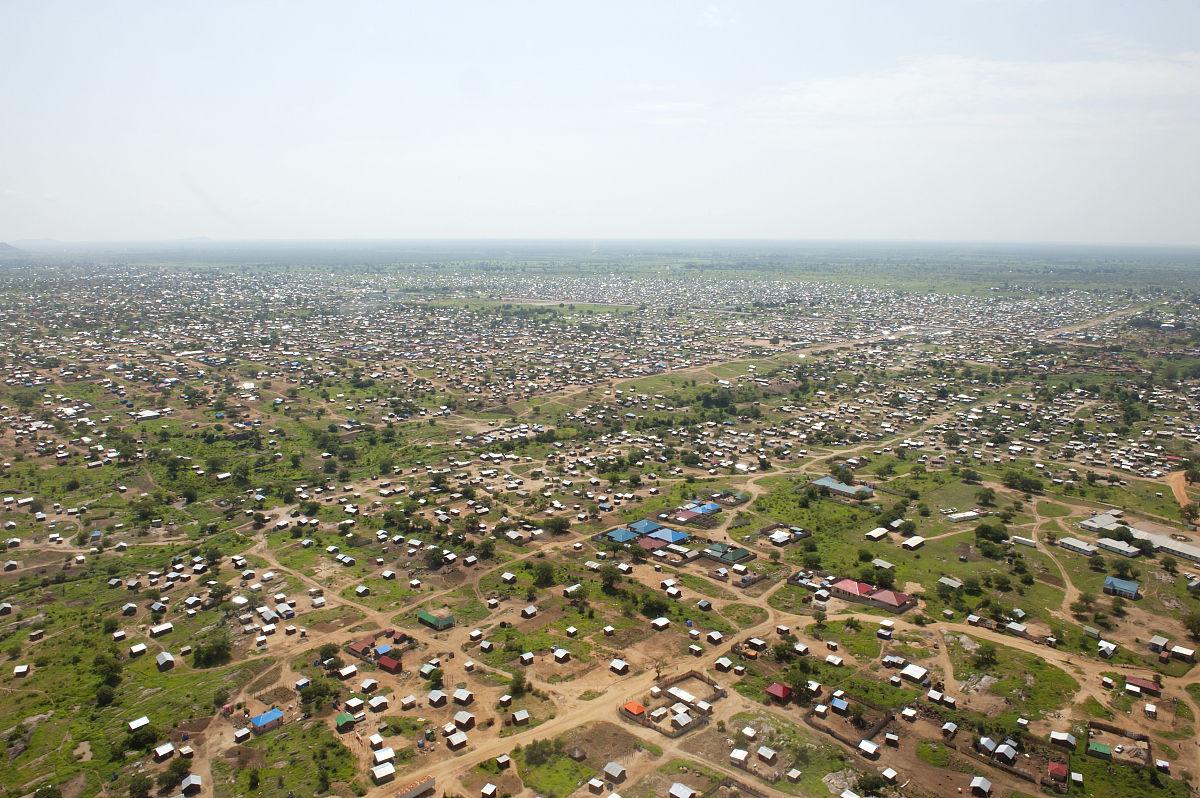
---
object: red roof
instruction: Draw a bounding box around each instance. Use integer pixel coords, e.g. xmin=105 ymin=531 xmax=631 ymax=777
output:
xmin=623 ymin=700 xmax=646 ymax=716
xmin=832 ymin=578 xmax=874 ymax=597
xmin=765 ymin=682 xmax=793 ymax=701
xmin=1047 ymin=762 xmax=1068 ymax=779
xmin=377 ymin=655 xmax=402 ymax=673
xmin=1126 ymin=676 xmax=1161 ymax=693
xmin=637 ymin=536 xmax=667 ymax=550
xmin=871 ymin=589 xmax=912 ymax=607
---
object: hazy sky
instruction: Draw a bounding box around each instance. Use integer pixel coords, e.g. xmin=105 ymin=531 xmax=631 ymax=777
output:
xmin=2 ymin=1 xmax=1199 ymax=245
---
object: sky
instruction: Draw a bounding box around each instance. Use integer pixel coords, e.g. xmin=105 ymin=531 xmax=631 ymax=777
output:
xmin=2 ymin=1 xmax=1199 ymax=245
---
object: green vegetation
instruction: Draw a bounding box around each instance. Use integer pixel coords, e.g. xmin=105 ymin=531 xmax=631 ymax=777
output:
xmin=213 ymin=721 xmax=356 ymax=798
xmin=514 ymin=738 xmax=594 ymax=798
xmin=729 ymin=711 xmax=849 ymax=796
xmin=916 ymin=740 xmax=952 ymax=767
xmin=720 ymin=602 xmax=769 ymax=629
xmin=946 ymin=634 xmax=1079 ymax=724
xmin=1081 ymin=696 xmax=1115 ymax=719
xmin=6 ymin=252 xmax=1200 ymax=798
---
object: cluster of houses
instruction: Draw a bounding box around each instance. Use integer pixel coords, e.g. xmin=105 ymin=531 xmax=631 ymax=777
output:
xmin=126 ymin=715 xmax=202 ymax=793
xmin=619 ymin=677 xmax=721 ymax=735
xmin=782 ymin=575 xmax=914 ymax=613
xmin=601 ymin=518 xmax=693 ymax=554
xmin=344 ymin=629 xmax=406 ymax=673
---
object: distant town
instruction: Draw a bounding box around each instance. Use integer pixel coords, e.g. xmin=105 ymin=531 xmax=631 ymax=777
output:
xmin=3 ymin=244 xmax=1200 ymax=798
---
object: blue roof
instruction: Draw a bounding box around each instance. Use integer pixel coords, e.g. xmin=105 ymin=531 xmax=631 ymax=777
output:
xmin=649 ymin=527 xmax=689 ymax=544
xmin=251 ymin=707 xmax=284 ymax=728
xmin=375 ymin=643 xmax=392 ymax=655
xmin=698 ymin=503 xmax=722 ymax=514
xmin=1104 ymin=575 xmax=1140 ymax=594
xmin=606 ymin=527 xmax=638 ymax=544
xmin=630 ymin=519 xmax=662 ymax=535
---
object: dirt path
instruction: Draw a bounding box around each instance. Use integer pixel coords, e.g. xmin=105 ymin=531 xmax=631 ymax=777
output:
xmin=1015 ymin=503 xmax=1083 ymax=620
xmin=1168 ymin=471 xmax=1191 ymax=510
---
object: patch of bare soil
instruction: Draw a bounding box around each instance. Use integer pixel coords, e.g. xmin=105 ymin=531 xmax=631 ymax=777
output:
xmin=822 ymin=769 xmax=857 ymax=795
xmin=953 ymin=542 xmax=977 ymax=561
xmin=950 ymin=632 xmax=979 ymax=653
xmin=679 ymin=725 xmax=732 ymax=769
xmin=958 ymin=673 xmax=997 ymax=695
xmin=634 ymin=631 xmax=688 ymax=662
xmin=607 ymin=626 xmax=646 ymax=650
xmin=462 ymin=769 xmax=522 ymax=797
xmin=560 ymin=721 xmax=646 ymax=766
xmin=177 ymin=717 xmax=213 ymax=735
xmin=740 ymin=569 xmax=785 ymax=598
xmin=628 ymin=761 xmax=717 ymax=798
xmin=246 ymin=664 xmax=282 ymax=694
xmin=223 ymin=744 xmax=266 ymax=769
xmin=72 ymin=740 xmax=91 ymax=761
xmin=438 ymin=569 xmax=468 ymax=587
xmin=256 ymin=686 xmax=295 ymax=707
xmin=59 ymin=772 xmax=87 ymax=798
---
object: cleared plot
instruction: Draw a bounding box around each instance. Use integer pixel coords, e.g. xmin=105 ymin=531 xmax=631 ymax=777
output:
xmin=944 ymin=633 xmax=1079 ymax=725
xmin=212 ymin=719 xmax=357 ymax=798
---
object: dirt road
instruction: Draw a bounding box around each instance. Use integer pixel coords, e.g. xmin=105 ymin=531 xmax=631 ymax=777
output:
xmin=1168 ymin=471 xmax=1191 ymax=510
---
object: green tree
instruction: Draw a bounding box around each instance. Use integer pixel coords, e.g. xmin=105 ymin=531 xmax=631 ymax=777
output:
xmin=1184 ymin=610 xmax=1200 ymax=639
xmin=600 ymin=564 xmax=622 ymax=593
xmin=973 ymin=642 xmax=999 ymax=669
xmin=533 ymin=561 xmax=555 ymax=588
xmin=192 ymin=632 xmax=232 ymax=668
xmin=128 ymin=774 xmax=152 ymax=798
xmin=510 ymin=670 xmax=528 ymax=698
xmin=157 ymin=759 xmax=191 ymax=789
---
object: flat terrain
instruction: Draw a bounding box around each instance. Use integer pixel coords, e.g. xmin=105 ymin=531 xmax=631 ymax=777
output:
xmin=3 ymin=248 xmax=1200 ymax=798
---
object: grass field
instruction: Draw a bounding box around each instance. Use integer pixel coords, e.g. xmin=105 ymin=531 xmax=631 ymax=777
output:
xmin=945 ymin=634 xmax=1079 ymax=725
xmin=514 ymin=741 xmax=594 ymax=798
xmin=726 ymin=710 xmax=851 ymax=796
xmin=212 ymin=719 xmax=358 ymax=798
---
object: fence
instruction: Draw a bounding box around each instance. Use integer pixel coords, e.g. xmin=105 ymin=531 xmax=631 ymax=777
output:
xmin=1086 ymin=720 xmax=1152 ymax=769
xmin=802 ymin=694 xmax=894 ymax=751
xmin=701 ymin=776 xmax=770 ymax=798
xmin=617 ymin=705 xmax=710 ymax=738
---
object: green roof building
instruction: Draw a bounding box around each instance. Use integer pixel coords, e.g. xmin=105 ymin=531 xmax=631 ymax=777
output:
xmin=701 ymin=542 xmax=755 ymax=565
xmin=418 ymin=610 xmax=454 ymax=631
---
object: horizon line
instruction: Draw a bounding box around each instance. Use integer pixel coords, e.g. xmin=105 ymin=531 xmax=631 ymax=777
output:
xmin=7 ymin=236 xmax=1200 ymax=251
